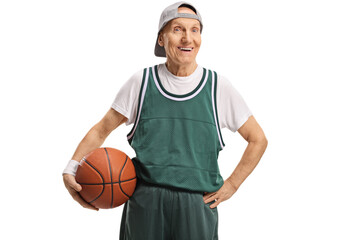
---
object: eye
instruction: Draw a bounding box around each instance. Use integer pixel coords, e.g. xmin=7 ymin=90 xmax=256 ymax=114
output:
xmin=174 ymin=27 xmax=181 ymax=32
xmin=192 ymin=28 xmax=199 ymax=33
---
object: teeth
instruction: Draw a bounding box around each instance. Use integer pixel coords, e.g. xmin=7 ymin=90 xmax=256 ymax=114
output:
xmin=179 ymin=47 xmax=192 ymax=51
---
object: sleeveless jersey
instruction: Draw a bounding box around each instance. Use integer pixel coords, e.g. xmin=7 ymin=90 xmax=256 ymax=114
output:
xmin=126 ymin=65 xmax=226 ymax=192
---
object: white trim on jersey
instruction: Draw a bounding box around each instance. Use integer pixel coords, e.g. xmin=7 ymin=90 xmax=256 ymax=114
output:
xmin=152 ymin=66 xmax=209 ymax=101
xmin=127 ymin=67 xmax=150 ymax=141
xmin=211 ymin=70 xmax=225 ymax=149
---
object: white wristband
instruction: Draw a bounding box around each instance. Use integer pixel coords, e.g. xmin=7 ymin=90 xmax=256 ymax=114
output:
xmin=62 ymin=160 xmax=80 ymax=176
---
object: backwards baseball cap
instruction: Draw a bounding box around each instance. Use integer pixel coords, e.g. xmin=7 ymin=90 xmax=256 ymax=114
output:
xmin=154 ymin=1 xmax=203 ymax=57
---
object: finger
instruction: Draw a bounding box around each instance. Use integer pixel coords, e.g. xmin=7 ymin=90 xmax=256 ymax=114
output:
xmin=70 ymin=191 xmax=99 ymax=211
xmin=63 ymin=175 xmax=98 ymax=211
xmin=204 ymin=193 xmax=218 ymax=204
xmin=203 ymin=191 xmax=216 ymax=200
xmin=68 ymin=178 xmax=82 ymax=192
xmin=203 ymin=194 xmax=213 ymax=202
xmin=73 ymin=183 xmax=82 ymax=192
xmin=210 ymin=199 xmax=221 ymax=209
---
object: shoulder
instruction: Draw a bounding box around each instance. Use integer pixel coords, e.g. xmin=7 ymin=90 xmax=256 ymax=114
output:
xmin=203 ymin=68 xmax=233 ymax=90
xmin=201 ymin=67 xmax=227 ymax=82
xmin=209 ymin=70 xmax=245 ymax=101
xmin=217 ymin=73 xmax=234 ymax=90
xmin=121 ymin=68 xmax=147 ymax=90
xmin=130 ymin=68 xmax=146 ymax=82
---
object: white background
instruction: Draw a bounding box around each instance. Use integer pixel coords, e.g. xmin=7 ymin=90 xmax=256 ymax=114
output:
xmin=1 ymin=0 xmax=359 ymax=239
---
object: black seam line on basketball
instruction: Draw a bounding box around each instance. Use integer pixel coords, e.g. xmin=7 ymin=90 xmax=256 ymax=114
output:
xmin=78 ymin=177 xmax=137 ymax=185
xmin=104 ymin=148 xmax=114 ymax=208
xmin=83 ymin=159 xmax=105 ymax=204
xmin=118 ymin=155 xmax=131 ymax=198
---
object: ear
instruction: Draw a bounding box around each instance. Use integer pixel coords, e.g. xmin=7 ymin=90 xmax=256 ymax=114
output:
xmin=158 ymin=33 xmax=164 ymax=47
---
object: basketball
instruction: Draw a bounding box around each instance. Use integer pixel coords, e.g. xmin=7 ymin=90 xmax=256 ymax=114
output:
xmin=75 ymin=147 xmax=137 ymax=209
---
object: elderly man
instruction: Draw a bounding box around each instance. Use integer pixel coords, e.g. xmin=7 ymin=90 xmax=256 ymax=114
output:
xmin=63 ymin=1 xmax=267 ymax=239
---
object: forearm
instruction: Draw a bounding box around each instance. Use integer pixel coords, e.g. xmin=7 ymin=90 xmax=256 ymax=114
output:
xmin=71 ymin=124 xmax=108 ymax=162
xmin=227 ymin=139 xmax=268 ymax=190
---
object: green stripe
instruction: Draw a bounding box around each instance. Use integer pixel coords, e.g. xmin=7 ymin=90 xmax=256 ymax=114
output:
xmin=154 ymin=65 xmax=206 ymax=98
xmin=213 ymin=71 xmax=225 ymax=147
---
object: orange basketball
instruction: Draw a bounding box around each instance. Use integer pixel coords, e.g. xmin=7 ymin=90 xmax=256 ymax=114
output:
xmin=75 ymin=147 xmax=137 ymax=209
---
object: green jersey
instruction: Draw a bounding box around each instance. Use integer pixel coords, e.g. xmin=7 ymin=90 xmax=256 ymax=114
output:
xmin=127 ymin=65 xmax=225 ymax=192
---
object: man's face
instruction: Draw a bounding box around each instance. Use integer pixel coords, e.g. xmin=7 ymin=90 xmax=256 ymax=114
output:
xmin=158 ymin=7 xmax=201 ymax=66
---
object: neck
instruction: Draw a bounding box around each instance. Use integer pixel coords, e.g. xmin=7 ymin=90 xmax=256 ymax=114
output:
xmin=165 ymin=61 xmax=198 ymax=77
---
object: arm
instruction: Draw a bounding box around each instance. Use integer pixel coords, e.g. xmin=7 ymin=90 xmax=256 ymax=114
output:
xmin=70 ymin=108 xmax=127 ymax=161
xmin=203 ymin=115 xmax=268 ymax=208
xmin=63 ymin=108 xmax=128 ymax=210
xmin=228 ymin=115 xmax=268 ymax=189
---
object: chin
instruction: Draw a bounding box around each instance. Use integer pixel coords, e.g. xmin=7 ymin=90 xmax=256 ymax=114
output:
xmin=177 ymin=57 xmax=196 ymax=65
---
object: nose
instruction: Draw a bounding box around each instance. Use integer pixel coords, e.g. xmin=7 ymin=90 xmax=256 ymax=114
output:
xmin=181 ymin=30 xmax=192 ymax=44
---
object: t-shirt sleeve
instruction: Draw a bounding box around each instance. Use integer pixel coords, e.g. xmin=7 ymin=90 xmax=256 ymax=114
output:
xmin=111 ymin=69 xmax=143 ymax=126
xmin=217 ymin=74 xmax=253 ymax=132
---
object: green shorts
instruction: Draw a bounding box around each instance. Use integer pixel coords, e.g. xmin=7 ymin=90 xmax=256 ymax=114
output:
xmin=119 ymin=180 xmax=218 ymax=240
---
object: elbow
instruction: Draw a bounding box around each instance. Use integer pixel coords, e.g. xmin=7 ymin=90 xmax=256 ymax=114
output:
xmin=259 ymin=135 xmax=268 ymax=152
xmin=251 ymin=134 xmax=268 ymax=150
xmin=261 ymin=137 xmax=268 ymax=149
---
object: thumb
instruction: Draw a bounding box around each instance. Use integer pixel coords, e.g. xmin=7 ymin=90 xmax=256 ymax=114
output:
xmin=73 ymin=182 xmax=82 ymax=192
xmin=65 ymin=174 xmax=82 ymax=192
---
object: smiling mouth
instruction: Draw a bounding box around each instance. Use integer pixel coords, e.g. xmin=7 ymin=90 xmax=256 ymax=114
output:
xmin=178 ymin=47 xmax=193 ymax=52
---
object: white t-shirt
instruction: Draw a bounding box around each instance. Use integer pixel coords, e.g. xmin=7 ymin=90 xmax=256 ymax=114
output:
xmin=111 ymin=63 xmax=252 ymax=133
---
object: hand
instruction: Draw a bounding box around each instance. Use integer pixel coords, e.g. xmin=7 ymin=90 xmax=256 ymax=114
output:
xmin=63 ymin=174 xmax=99 ymax=211
xmin=203 ymin=179 xmax=238 ymax=209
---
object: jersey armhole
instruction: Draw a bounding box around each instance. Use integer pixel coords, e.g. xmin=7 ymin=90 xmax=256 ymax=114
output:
xmin=127 ymin=67 xmax=149 ymax=144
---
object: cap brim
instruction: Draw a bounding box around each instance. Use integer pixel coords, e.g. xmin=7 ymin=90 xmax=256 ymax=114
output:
xmin=154 ymin=38 xmax=166 ymax=57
